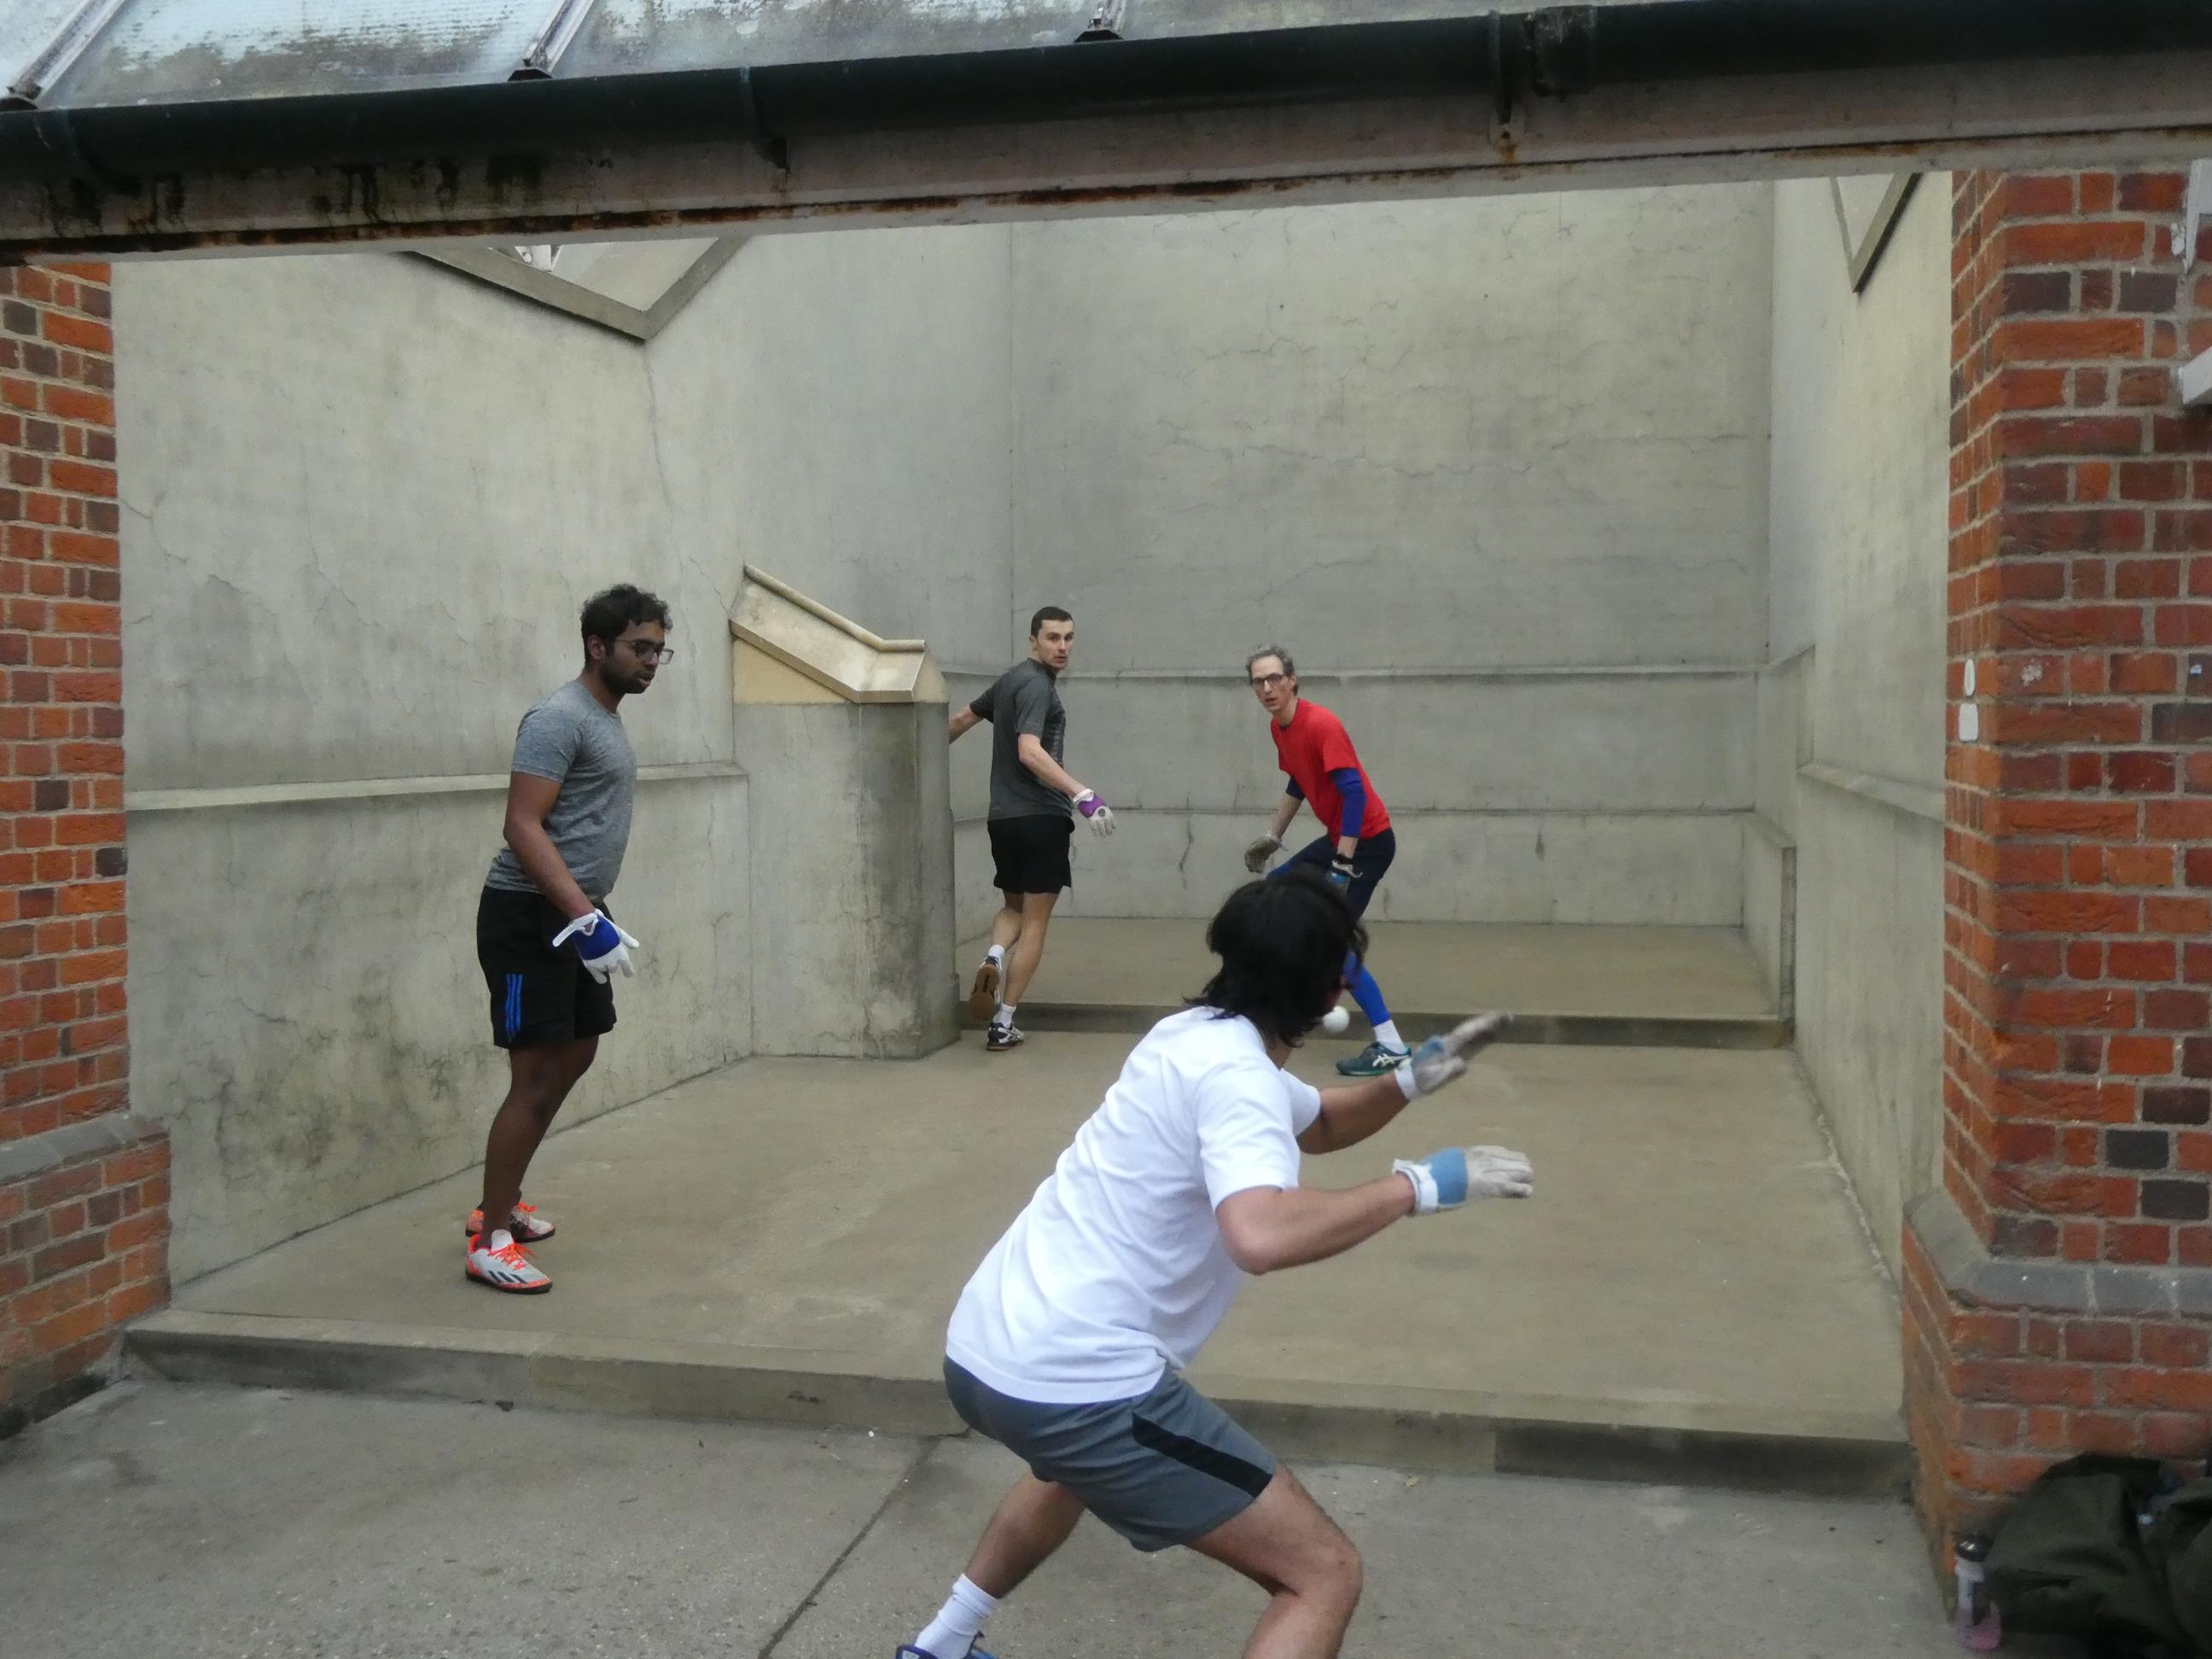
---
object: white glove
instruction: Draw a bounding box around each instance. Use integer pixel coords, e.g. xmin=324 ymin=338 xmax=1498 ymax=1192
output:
xmin=550 ymin=909 xmax=642 ymax=983
xmin=1074 ymin=790 xmax=1115 ymax=837
xmin=1243 ymin=833 xmax=1282 ymax=874
xmin=1392 ymin=1013 xmax=1511 ymax=1101
xmin=1394 ymin=1146 xmax=1535 ymax=1214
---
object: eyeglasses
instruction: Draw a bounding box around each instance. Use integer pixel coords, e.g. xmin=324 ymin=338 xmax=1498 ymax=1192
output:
xmin=1249 ymin=672 xmax=1289 ymax=690
xmin=619 ymin=639 xmax=675 ymax=664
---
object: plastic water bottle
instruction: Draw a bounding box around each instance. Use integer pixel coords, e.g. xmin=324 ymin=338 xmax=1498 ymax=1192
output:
xmin=1951 ymin=1534 xmax=2001 ymax=1651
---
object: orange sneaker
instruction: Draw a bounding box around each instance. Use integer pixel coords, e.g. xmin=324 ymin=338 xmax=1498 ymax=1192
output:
xmin=464 ymin=1229 xmax=551 ymax=1294
xmin=464 ymin=1202 xmax=554 ymax=1243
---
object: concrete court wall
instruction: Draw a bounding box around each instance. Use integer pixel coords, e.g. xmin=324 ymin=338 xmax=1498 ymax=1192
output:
xmin=117 ymin=251 xmax=752 ymax=1281
xmin=975 ymin=185 xmax=1775 ymax=924
xmin=118 ymin=226 xmax=1016 ymax=1281
xmin=1763 ymin=177 xmax=1952 ymax=1277
xmin=643 ymin=227 xmax=1016 ymax=952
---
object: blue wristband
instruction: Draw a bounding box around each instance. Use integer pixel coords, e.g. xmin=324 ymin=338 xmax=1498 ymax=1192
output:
xmin=1423 ymin=1147 xmax=1469 ymax=1208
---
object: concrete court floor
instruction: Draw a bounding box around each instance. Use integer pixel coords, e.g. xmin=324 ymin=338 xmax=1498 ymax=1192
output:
xmin=0 ymin=1382 xmax=2024 ymax=1659
xmin=170 ymin=1033 xmax=1901 ymax=1440
xmin=956 ymin=917 xmax=1776 ymax=1022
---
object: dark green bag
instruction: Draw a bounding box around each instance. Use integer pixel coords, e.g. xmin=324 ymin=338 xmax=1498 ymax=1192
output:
xmin=2148 ymin=1478 xmax=2212 ymax=1654
xmin=1985 ymin=1454 xmax=2192 ymax=1654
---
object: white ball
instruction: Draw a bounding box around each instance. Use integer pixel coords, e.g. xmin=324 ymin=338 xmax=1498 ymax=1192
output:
xmin=1320 ymin=1004 xmax=1351 ymax=1035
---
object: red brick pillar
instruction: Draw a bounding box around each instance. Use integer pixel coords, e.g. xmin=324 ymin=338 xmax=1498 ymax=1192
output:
xmin=0 ymin=262 xmax=160 ymax=1437
xmin=1911 ymin=167 xmax=2212 ymax=1545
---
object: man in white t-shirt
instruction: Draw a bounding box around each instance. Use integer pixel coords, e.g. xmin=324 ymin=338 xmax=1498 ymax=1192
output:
xmin=896 ymin=870 xmax=1534 ymax=1659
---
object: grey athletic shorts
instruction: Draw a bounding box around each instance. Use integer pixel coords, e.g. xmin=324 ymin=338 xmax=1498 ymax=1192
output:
xmin=944 ymin=1359 xmax=1277 ymax=1552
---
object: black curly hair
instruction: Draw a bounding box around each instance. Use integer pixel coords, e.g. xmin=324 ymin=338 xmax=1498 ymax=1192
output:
xmin=1194 ymin=869 xmax=1366 ymax=1049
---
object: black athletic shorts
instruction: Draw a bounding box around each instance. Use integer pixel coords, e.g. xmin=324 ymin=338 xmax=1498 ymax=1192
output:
xmin=1278 ymin=825 xmax=1396 ymax=919
xmin=476 ymin=887 xmax=617 ymax=1050
xmin=988 ymin=813 xmax=1074 ymax=895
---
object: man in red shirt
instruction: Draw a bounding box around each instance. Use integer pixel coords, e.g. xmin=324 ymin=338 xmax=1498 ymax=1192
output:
xmin=1240 ymin=645 xmax=1409 ymax=1076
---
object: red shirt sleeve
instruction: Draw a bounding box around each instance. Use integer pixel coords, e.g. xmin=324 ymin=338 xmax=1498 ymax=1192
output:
xmin=1309 ymin=708 xmax=1360 ymax=774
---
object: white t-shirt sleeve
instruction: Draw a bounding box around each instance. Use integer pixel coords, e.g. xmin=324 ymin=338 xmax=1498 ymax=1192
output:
xmin=1197 ymin=1062 xmax=1305 ymax=1208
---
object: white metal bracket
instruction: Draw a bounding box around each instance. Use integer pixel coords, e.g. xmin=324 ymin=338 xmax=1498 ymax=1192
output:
xmin=2174 ymin=158 xmax=2212 ymax=266
xmin=515 ymin=0 xmax=602 ymax=80
xmin=2180 ymin=347 xmax=2212 ymax=410
xmin=1075 ymin=2 xmax=1126 ymax=44
xmin=4 ymin=0 xmax=131 ymax=108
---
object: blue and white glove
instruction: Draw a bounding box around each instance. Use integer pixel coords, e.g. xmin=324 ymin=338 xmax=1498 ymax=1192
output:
xmin=1394 ymin=1146 xmax=1535 ymax=1214
xmin=1391 ymin=1013 xmax=1511 ymax=1101
xmin=1327 ymin=855 xmax=1356 ymax=890
xmin=550 ymin=909 xmax=641 ymax=983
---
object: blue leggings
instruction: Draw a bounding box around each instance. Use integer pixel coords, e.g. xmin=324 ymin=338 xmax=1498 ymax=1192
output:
xmin=1343 ymin=958 xmax=1392 ymax=1028
xmin=1272 ymin=830 xmax=1397 ymax=1031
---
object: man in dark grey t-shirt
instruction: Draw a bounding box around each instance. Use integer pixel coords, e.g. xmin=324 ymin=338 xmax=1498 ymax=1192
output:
xmin=465 ymin=585 xmax=670 ymax=1295
xmin=948 ymin=606 xmax=1115 ymax=1053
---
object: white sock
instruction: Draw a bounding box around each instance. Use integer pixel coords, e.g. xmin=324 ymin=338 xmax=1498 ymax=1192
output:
xmin=985 ymin=944 xmax=1007 ymax=968
xmin=1373 ymin=1019 xmax=1406 ymax=1052
xmin=993 ymin=1001 xmax=1017 ymax=1029
xmin=916 ymin=1574 xmax=999 ymax=1658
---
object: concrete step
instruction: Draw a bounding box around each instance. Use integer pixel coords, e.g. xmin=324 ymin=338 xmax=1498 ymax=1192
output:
xmin=971 ymin=1003 xmax=1794 ymax=1051
xmin=127 ymin=1310 xmax=1907 ymax=1500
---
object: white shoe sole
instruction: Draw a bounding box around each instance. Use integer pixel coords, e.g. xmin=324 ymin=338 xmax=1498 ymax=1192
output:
xmin=968 ymin=961 xmax=1002 ymax=1022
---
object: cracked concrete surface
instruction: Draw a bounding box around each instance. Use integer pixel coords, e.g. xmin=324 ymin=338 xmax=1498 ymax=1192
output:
xmin=167 ymin=1034 xmax=1901 ymax=1435
xmin=1 ymin=1382 xmax=1988 ymax=1659
xmin=128 ymin=783 xmax=750 ymax=1284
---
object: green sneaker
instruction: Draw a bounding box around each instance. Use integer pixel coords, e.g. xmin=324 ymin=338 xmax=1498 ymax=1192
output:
xmin=1334 ymin=1040 xmax=1410 ymax=1077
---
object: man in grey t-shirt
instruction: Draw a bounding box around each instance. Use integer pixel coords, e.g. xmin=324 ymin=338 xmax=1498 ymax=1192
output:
xmin=947 ymin=606 xmax=1115 ymax=1053
xmin=466 ymin=585 xmax=670 ymax=1295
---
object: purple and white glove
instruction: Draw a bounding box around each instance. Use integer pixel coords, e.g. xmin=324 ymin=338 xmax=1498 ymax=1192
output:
xmin=1074 ymin=789 xmax=1115 ymax=838
xmin=550 ymin=909 xmax=642 ymax=983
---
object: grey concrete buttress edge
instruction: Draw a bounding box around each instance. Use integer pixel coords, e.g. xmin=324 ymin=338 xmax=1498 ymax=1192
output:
xmin=0 ymin=1113 xmax=164 ymax=1185
xmin=987 ymin=1002 xmax=1795 ymax=1051
xmin=122 ymin=1311 xmax=1909 ymax=1498
xmin=1907 ymin=1190 xmax=2212 ymax=1320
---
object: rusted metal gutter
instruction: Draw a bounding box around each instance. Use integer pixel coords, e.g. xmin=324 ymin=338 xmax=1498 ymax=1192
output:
xmin=2 ymin=0 xmax=2209 ymax=259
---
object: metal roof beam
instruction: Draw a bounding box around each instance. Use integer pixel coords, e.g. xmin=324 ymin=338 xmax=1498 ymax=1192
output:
xmin=2 ymin=3 xmax=2210 ymax=258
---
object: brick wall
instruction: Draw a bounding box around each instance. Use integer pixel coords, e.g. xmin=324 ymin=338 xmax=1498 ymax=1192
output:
xmin=1912 ymin=167 xmax=2212 ymax=1544
xmin=0 ymin=261 xmax=160 ymax=1436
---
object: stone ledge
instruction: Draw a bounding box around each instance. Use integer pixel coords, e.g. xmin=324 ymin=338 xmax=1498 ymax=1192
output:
xmin=1799 ymin=762 xmax=1944 ymax=825
xmin=990 ymin=1000 xmax=1793 ymax=1051
xmin=942 ymin=663 xmax=1757 ymax=684
xmin=126 ymin=1312 xmax=1906 ymax=1499
xmin=0 ymin=1114 xmax=165 ymax=1187
xmin=125 ymin=762 xmax=747 ymax=815
xmin=1909 ymin=1190 xmax=2212 ymax=1319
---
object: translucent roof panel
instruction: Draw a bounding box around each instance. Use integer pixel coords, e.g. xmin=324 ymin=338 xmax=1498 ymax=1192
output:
xmin=50 ymin=0 xmax=549 ymax=108
xmin=1 ymin=0 xmax=97 ymax=92
xmin=563 ymin=0 xmax=1499 ymax=78
xmin=23 ymin=0 xmax=1692 ymax=113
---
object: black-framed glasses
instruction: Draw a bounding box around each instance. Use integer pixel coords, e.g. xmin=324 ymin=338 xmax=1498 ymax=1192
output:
xmin=1249 ymin=672 xmax=1289 ymax=690
xmin=620 ymin=639 xmax=675 ymax=664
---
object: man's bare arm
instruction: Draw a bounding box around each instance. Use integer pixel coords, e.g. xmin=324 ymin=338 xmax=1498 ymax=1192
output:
xmin=1016 ymin=731 xmax=1091 ymax=801
xmin=948 ymin=706 xmax=982 ymax=742
xmin=502 ymin=772 xmax=594 ymax=923
xmin=1296 ymin=1073 xmax=1412 ymax=1155
xmin=1214 ymin=1179 xmax=1416 ymax=1276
